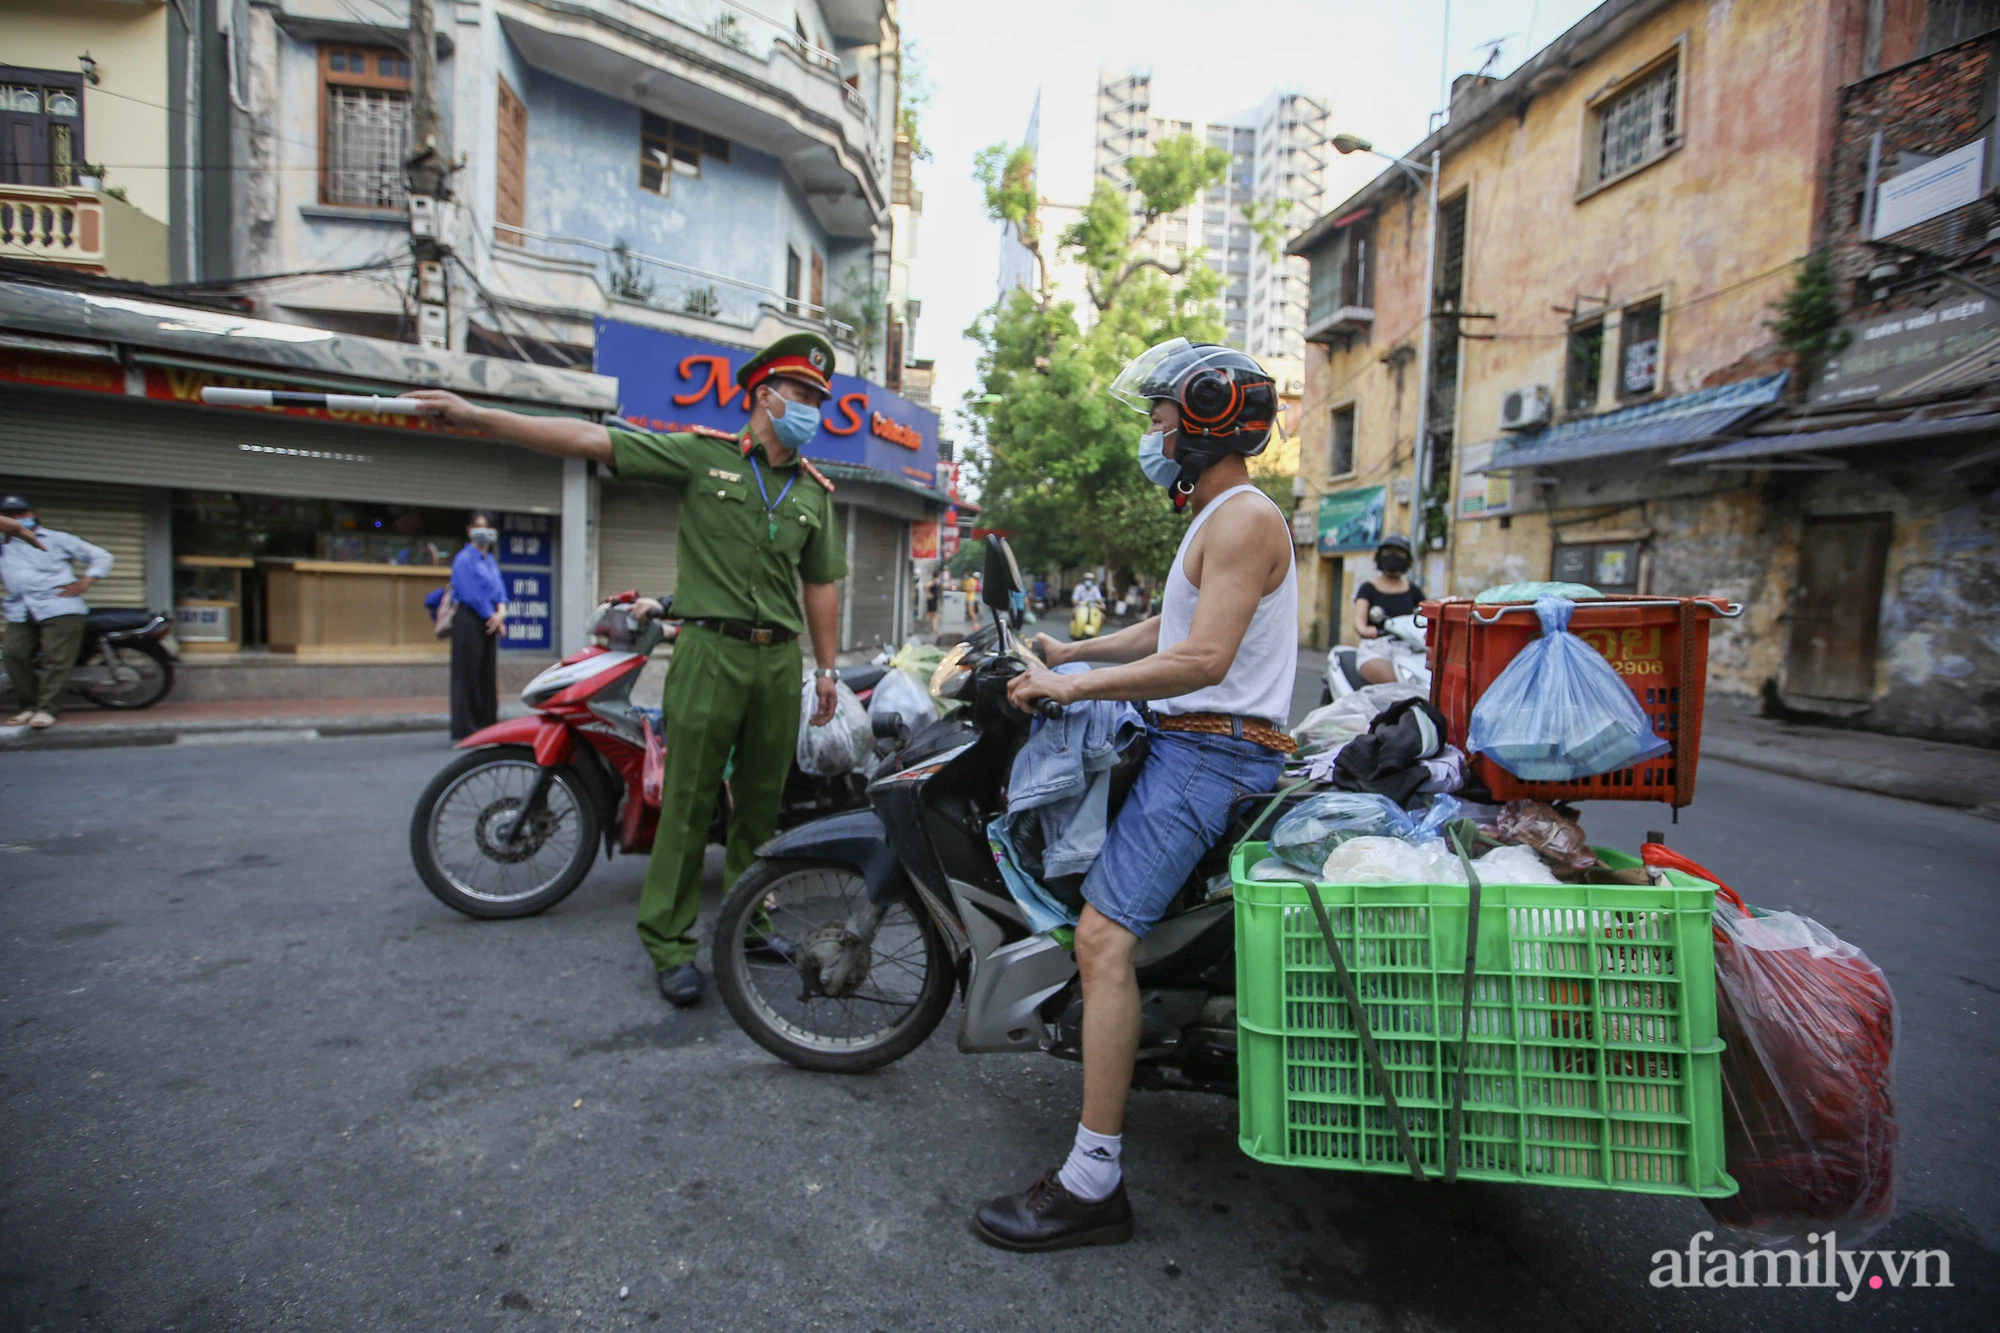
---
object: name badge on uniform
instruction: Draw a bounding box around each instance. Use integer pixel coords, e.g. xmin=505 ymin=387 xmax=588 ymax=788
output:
xmin=706 ymin=467 xmax=743 ymax=483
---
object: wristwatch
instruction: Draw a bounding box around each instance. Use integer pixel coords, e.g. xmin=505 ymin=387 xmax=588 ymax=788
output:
xmin=814 ymin=667 xmax=840 ymax=680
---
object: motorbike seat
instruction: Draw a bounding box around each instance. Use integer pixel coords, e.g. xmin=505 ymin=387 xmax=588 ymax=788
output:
xmin=85 ymin=608 xmax=158 ymax=633
xmin=838 ymin=663 xmax=887 ymax=694
xmin=1333 ymin=646 xmax=1369 ymax=691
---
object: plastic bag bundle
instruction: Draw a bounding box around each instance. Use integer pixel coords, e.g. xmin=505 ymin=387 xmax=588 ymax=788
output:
xmin=1466 ymin=597 xmax=1670 ymax=781
xmin=796 ymin=677 xmax=872 ymax=776
xmin=1289 ymin=681 xmax=1428 ymax=756
xmin=868 ymin=664 xmax=938 ymax=736
xmin=1468 ymin=844 xmax=1560 ymax=885
xmin=1474 ymin=581 xmax=1605 ymax=604
xmin=1493 ymin=799 xmax=1597 ymax=870
xmin=1641 ymin=847 xmax=1899 ymax=1246
xmin=1269 ymin=793 xmax=1415 ymax=871
xmin=1311 ymin=835 xmax=1560 ymax=887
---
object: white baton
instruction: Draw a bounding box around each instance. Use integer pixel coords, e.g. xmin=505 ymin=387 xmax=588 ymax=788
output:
xmin=200 ymin=387 xmax=430 ymax=414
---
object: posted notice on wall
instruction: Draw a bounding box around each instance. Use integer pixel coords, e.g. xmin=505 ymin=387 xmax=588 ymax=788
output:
xmin=1873 ymin=138 xmax=1985 ymax=239
xmin=1457 ymin=442 xmax=1513 ymax=519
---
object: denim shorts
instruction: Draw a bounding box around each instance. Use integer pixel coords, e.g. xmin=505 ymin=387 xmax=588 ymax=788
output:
xmin=1079 ymin=725 xmax=1286 ymax=938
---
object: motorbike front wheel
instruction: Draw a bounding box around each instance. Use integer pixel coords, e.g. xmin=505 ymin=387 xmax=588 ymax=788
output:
xmin=410 ymin=744 xmax=601 ymax=918
xmin=75 ymin=641 xmax=174 ymax=710
xmin=715 ymin=857 xmax=954 ymax=1074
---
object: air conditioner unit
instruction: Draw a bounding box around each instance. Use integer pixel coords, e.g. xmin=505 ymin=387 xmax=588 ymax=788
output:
xmin=1500 ymin=384 xmax=1552 ymax=431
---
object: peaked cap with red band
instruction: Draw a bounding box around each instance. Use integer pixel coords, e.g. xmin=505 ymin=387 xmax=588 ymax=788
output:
xmin=737 ymin=331 xmax=836 ymax=398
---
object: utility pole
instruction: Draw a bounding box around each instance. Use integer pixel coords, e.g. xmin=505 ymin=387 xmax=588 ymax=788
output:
xmin=407 ymin=0 xmax=452 ymax=350
xmin=1410 ymin=148 xmax=1442 ymax=556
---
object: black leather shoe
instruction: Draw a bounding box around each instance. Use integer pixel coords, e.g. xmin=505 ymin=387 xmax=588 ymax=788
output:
xmin=656 ymin=963 xmax=703 ymax=1007
xmin=970 ymin=1169 xmax=1134 ymax=1252
xmin=745 ymin=931 xmax=798 ymax=963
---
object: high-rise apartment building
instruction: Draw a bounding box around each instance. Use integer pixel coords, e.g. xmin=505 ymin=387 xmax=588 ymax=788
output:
xmin=1089 ymin=72 xmax=1330 ymax=358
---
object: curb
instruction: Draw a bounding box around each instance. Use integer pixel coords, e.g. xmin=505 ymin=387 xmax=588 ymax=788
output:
xmin=1702 ymin=737 xmax=1994 ymax=815
xmin=0 ymin=713 xmax=453 ymax=752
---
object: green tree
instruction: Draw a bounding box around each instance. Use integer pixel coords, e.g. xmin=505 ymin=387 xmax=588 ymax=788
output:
xmin=965 ymin=136 xmax=1230 ymax=584
xmin=1767 ymin=251 xmax=1850 ymax=390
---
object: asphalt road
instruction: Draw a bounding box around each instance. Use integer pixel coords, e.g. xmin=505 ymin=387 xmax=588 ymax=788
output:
xmin=3 ymin=717 xmax=1998 ymax=1330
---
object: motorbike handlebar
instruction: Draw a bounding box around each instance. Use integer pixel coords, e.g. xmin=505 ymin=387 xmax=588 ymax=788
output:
xmin=1033 ymin=697 xmax=1064 ymax=722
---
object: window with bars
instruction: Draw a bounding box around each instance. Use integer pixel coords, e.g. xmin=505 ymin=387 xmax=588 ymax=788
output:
xmin=639 ymin=113 xmax=730 ymax=195
xmin=1587 ymin=56 xmax=1680 ymax=191
xmin=319 ymin=46 xmax=410 ymax=210
xmin=1329 ymin=405 xmax=1356 ymax=478
xmin=0 ymin=68 xmax=85 ymax=188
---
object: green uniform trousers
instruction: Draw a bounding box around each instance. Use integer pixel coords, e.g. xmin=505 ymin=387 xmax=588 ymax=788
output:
xmin=636 ymin=625 xmax=803 ymax=971
xmin=3 ymin=614 xmax=86 ymax=714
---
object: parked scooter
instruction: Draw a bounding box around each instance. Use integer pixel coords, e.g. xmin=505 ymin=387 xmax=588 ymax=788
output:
xmin=1322 ymin=606 xmax=1431 ymax=705
xmin=711 ymin=537 xmax=1290 ymax=1086
xmin=408 ymin=592 xmax=878 ymax=919
xmin=0 ymin=609 xmax=178 ymax=711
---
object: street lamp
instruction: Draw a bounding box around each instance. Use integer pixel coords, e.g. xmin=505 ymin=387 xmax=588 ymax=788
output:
xmin=1335 ymin=130 xmax=1444 ymax=555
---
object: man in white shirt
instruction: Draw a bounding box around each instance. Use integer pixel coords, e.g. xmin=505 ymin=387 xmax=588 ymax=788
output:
xmin=1 ymin=494 xmax=114 ymax=729
xmin=1072 ymin=576 xmax=1103 ymax=607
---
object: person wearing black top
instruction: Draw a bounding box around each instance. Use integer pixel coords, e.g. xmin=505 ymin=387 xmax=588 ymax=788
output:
xmin=1353 ymin=534 xmax=1424 ymax=683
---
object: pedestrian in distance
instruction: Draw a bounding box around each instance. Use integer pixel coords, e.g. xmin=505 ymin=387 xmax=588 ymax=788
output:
xmin=978 ymin=339 xmax=1295 ymax=1251
xmin=405 ymin=332 xmax=848 ymax=1009
xmin=926 ymin=566 xmax=942 ymax=637
xmin=447 ymin=512 xmax=508 ymax=740
xmin=1 ymin=493 xmax=114 ymax=730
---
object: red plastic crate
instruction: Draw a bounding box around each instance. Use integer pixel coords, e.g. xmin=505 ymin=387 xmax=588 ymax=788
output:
xmin=1423 ymin=596 xmax=1738 ymax=808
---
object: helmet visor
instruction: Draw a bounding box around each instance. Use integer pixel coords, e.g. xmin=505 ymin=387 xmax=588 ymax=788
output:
xmin=1109 ymin=338 xmax=1189 ymax=412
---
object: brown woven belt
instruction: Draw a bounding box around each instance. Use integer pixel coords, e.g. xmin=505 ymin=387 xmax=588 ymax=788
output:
xmin=1156 ymin=711 xmax=1297 ymax=754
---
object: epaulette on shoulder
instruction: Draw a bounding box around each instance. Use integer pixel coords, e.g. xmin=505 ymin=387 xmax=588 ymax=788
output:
xmin=687 ymin=424 xmax=740 ymax=443
xmin=800 ymin=458 xmax=836 ymax=493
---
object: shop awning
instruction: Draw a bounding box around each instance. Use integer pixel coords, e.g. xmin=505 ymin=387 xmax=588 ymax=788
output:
xmin=1671 ymin=410 xmax=2000 ymax=468
xmin=0 ymin=279 xmax=618 ymax=414
xmin=811 ymin=459 xmax=961 ymax=511
xmin=1466 ymin=372 xmax=1788 ymax=473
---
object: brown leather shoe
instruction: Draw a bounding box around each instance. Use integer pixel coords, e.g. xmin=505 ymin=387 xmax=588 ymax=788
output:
xmin=970 ymin=1168 xmax=1134 ymax=1252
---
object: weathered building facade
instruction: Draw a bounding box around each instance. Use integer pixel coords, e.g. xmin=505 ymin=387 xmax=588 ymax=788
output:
xmin=1290 ymin=0 xmax=2000 ymax=743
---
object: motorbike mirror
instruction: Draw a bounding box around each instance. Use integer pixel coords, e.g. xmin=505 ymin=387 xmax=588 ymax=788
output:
xmin=981 ymin=535 xmax=1024 ymax=614
xmin=871 ymin=712 xmax=907 ymax=741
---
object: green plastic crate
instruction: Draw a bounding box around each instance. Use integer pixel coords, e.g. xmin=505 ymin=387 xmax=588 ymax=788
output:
xmin=1233 ymin=843 xmax=1735 ymax=1198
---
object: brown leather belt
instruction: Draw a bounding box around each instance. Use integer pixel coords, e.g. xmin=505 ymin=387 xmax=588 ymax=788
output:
xmin=1156 ymin=711 xmax=1297 ymax=754
xmin=685 ymin=618 xmax=797 ymax=646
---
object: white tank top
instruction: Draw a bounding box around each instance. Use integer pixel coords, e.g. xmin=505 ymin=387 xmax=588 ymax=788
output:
xmin=1154 ymin=483 xmax=1299 ymax=726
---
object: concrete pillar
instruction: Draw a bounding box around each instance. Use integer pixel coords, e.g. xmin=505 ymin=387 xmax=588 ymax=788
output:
xmin=559 ymin=457 xmax=592 ymax=654
xmin=840 ymin=503 xmax=857 ymax=652
xmin=143 ymin=488 xmax=173 ymax=612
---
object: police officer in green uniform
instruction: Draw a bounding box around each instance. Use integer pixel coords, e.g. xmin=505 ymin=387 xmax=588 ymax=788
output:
xmin=407 ymin=332 xmax=849 ymax=1007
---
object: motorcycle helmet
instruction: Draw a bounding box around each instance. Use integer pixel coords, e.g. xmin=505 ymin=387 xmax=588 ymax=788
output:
xmin=1110 ymin=338 xmax=1277 ymax=509
xmin=1375 ymin=533 xmax=1414 ymax=575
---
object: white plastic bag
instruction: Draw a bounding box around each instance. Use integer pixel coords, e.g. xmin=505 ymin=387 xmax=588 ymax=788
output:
xmin=1320 ymin=836 xmax=1469 ymax=885
xmin=796 ymin=676 xmax=872 ymax=776
xmin=1469 ymin=844 xmax=1561 ymax=885
xmin=869 ymin=664 xmax=937 ymax=735
xmin=1290 ymin=681 xmax=1426 ymax=755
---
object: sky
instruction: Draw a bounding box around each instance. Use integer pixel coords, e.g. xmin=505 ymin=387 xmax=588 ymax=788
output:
xmin=896 ymin=0 xmax=1605 ymax=446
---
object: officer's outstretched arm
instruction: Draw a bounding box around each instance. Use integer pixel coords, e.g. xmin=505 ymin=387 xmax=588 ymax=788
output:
xmin=405 ymin=390 xmax=613 ymax=464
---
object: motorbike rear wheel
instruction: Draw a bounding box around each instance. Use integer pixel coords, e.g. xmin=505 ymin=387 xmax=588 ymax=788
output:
xmin=715 ymin=857 xmax=954 ymax=1074
xmin=410 ymin=744 xmax=601 ymax=918
xmin=75 ymin=641 xmax=174 ymax=710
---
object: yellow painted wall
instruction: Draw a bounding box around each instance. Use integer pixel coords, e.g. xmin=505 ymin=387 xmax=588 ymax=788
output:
xmin=7 ymin=1 xmax=173 ymax=225
xmin=1296 ymin=0 xmax=1838 ymax=659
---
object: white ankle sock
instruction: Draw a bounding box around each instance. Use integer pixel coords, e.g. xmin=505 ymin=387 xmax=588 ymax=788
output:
xmin=1056 ymin=1123 xmax=1123 ymax=1201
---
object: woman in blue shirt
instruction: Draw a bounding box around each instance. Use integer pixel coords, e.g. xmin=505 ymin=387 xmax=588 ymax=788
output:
xmin=448 ymin=512 xmax=508 ymax=739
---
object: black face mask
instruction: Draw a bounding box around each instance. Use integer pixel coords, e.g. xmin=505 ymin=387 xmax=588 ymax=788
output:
xmin=1377 ymin=551 xmax=1412 ymax=575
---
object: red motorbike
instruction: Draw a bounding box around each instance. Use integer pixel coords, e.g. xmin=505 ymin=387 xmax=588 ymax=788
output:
xmin=409 ymin=592 xmax=882 ymax=918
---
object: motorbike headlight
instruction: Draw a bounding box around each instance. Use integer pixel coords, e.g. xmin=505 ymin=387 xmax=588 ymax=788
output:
xmin=929 ymin=641 xmax=975 ymax=702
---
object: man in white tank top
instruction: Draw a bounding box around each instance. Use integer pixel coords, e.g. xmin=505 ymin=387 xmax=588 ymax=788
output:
xmin=972 ymin=340 xmax=1299 ymax=1252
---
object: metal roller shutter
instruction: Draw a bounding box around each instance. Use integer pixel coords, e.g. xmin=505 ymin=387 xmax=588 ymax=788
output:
xmin=597 ymin=482 xmax=680 ymax=602
xmin=0 ymin=479 xmax=149 ymax=609
xmin=846 ymin=509 xmax=904 ymax=651
xmin=0 ymin=386 xmax=563 ymax=512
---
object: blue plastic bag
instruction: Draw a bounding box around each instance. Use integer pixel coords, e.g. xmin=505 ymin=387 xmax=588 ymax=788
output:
xmin=1465 ymin=596 xmax=1671 ymax=781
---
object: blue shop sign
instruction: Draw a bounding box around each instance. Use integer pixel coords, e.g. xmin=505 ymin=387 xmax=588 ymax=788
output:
xmin=498 ymin=512 xmax=552 ymax=568
xmin=501 ymin=570 xmax=552 ymax=652
xmin=593 ymin=318 xmax=940 ymax=489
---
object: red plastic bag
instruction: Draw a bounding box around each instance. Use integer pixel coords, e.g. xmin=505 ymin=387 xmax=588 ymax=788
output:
xmin=642 ymin=714 xmax=665 ymax=808
xmin=1643 ymin=845 xmax=1898 ymax=1245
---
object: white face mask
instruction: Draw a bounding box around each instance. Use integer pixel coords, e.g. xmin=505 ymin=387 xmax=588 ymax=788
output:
xmin=469 ymin=526 xmax=498 ymax=548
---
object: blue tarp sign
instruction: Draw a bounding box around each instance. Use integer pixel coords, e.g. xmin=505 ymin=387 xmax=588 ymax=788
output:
xmin=593 ymin=318 xmax=941 ymax=490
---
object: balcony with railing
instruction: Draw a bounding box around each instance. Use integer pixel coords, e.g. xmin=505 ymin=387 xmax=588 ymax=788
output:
xmin=0 ymin=185 xmax=170 ymax=284
xmin=498 ymin=0 xmax=889 ymax=236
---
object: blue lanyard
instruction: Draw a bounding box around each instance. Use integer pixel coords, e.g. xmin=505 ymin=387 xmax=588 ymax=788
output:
xmin=749 ymin=455 xmax=798 ymax=540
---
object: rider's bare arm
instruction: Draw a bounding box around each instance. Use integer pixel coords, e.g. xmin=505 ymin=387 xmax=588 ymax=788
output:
xmin=1353 ymin=596 xmax=1379 ymax=638
xmin=404 ymin=389 xmax=614 ymax=464
xmin=1021 ymin=497 xmax=1287 ymax=707
xmin=1040 ymin=617 xmax=1160 ymax=667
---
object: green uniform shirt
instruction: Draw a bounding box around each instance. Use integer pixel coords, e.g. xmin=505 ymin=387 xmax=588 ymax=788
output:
xmin=607 ymin=425 xmax=847 ymax=635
